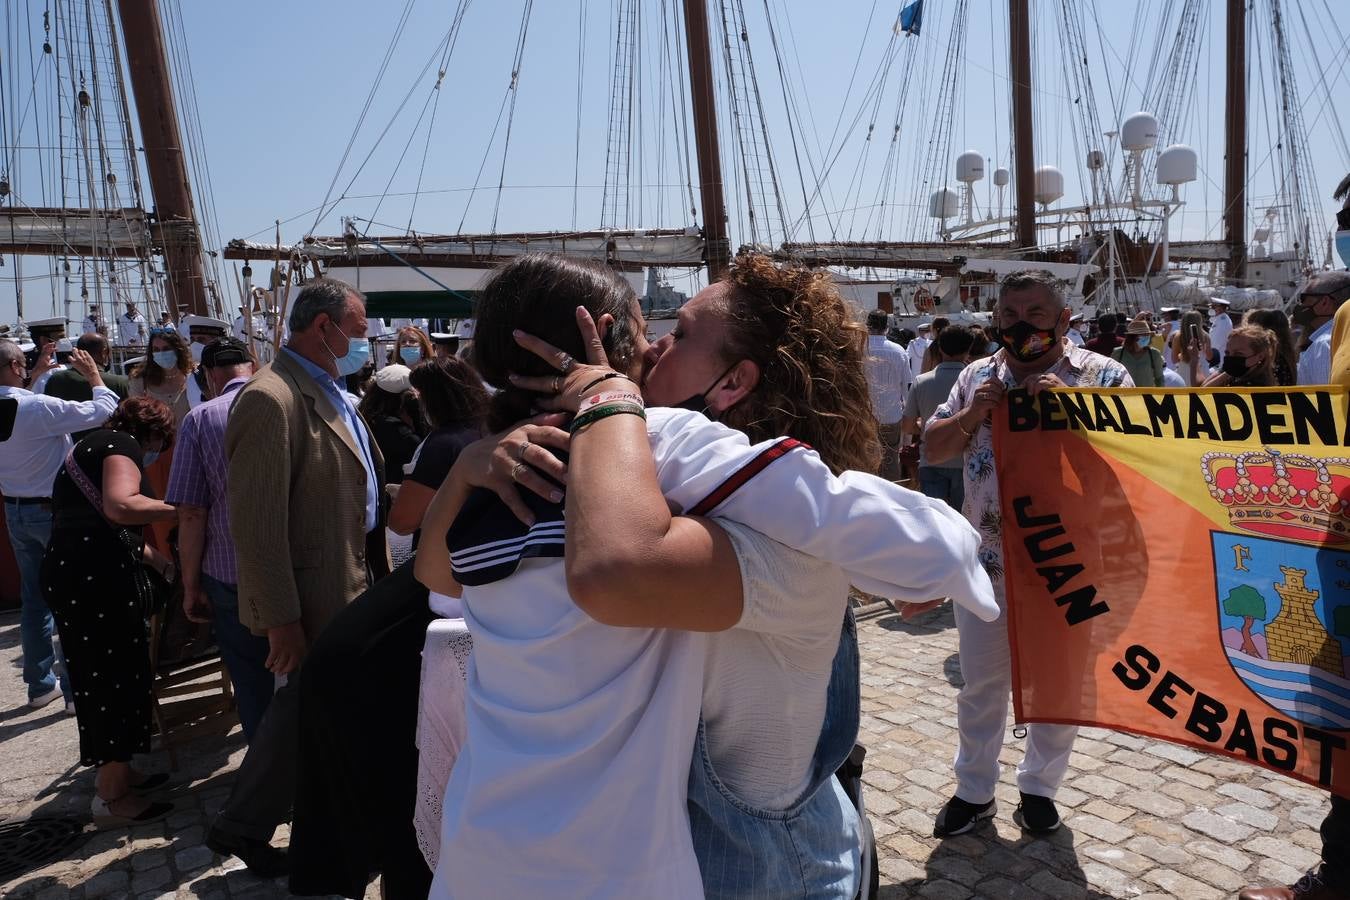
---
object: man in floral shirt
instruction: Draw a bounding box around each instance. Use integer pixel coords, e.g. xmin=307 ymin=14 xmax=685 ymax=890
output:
xmin=923 ymin=270 xmax=1132 ymax=838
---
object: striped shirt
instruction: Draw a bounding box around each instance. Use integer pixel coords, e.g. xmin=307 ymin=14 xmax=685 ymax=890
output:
xmin=165 ymin=377 xmax=249 ymax=584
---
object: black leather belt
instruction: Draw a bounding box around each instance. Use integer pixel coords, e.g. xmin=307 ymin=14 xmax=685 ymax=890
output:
xmin=3 ymin=496 xmax=52 ymax=506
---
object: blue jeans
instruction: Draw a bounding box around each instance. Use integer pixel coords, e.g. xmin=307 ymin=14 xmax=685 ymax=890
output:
xmin=5 ymin=500 xmax=70 ymax=703
xmin=919 ymin=465 xmax=965 ymax=510
xmin=202 ymin=574 xmax=273 ymax=742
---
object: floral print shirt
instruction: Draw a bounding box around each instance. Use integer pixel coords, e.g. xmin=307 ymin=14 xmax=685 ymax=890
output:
xmin=929 ymin=342 xmax=1133 ymax=591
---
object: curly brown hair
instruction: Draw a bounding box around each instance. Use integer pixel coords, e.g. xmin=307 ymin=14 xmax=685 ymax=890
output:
xmin=105 ymin=396 xmax=176 ymax=451
xmin=714 ymin=254 xmax=881 ymax=475
xmin=1227 ymin=324 xmax=1278 ymax=386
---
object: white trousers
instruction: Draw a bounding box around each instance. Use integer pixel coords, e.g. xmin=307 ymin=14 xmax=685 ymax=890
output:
xmin=952 ymin=593 xmax=1078 ymax=804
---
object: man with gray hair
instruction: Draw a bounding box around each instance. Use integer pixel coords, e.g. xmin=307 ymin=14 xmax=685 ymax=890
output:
xmin=0 ymin=341 xmax=118 ymax=711
xmin=923 ymin=269 xmax=1133 ymax=838
xmin=206 ymin=278 xmax=388 ymax=875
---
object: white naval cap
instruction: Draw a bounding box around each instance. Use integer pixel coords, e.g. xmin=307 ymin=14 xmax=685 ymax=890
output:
xmin=1210 ymin=297 xmax=1232 ymax=307
xmin=1159 ymin=306 xmax=1180 ymax=314
xmin=27 ymin=317 xmax=68 ymax=330
xmin=182 ymin=314 xmax=230 ymax=332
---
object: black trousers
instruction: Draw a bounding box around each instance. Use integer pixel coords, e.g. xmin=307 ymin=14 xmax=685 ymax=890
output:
xmin=288 ymin=559 xmax=434 ymax=899
xmin=1323 ymin=794 xmax=1349 ymax=888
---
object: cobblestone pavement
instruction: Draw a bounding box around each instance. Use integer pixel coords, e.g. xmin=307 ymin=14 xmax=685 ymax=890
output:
xmin=1 ymin=605 xmax=1333 ymax=899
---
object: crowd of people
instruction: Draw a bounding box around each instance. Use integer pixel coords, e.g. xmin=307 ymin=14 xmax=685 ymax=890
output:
xmin=2 ymin=220 xmax=1349 ymax=898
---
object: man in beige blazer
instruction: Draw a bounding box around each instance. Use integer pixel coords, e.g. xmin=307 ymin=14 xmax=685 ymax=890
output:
xmin=208 ymin=278 xmax=389 ymax=875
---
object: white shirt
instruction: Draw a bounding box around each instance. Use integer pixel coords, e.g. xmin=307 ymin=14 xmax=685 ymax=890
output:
xmin=703 ymin=521 xmax=848 ymax=808
xmin=0 ymin=384 xmax=119 ymax=497
xmin=434 ymin=408 xmax=997 ymax=900
xmin=82 ymin=316 xmax=102 ymax=335
xmin=118 ymin=311 xmax=147 ymax=345
xmin=1161 ymin=367 xmax=1186 ymax=387
xmin=1066 ymin=327 xmax=1085 ymax=347
xmin=863 ymin=334 xmax=913 ymax=425
xmin=29 ymin=365 xmax=66 ymax=396
xmin=1298 ymin=320 xmax=1334 ymax=386
xmin=1209 ymin=312 xmax=1233 ymax=365
xmin=907 ymin=336 xmax=930 ymax=374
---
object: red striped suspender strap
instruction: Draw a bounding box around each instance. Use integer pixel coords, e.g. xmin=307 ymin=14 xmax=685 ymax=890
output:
xmin=687 ymin=438 xmax=806 ymax=517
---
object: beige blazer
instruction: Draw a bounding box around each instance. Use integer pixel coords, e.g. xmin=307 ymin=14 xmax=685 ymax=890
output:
xmin=225 ymin=349 xmax=388 ymax=639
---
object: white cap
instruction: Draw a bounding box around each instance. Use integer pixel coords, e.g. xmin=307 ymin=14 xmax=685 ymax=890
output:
xmin=1159 ymin=306 xmax=1180 ymax=314
xmin=1210 ymin=297 xmax=1232 ymax=307
xmin=373 ymin=363 xmax=413 ymax=394
xmin=916 ymin=322 xmax=932 ymax=332
xmin=182 ymin=314 xmax=230 ymax=332
xmin=1069 ymin=313 xmax=1084 ymax=323
xmin=27 ymin=317 xmax=67 ymax=330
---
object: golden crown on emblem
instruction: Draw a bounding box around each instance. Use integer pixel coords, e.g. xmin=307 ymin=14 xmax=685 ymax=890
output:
xmin=1201 ymin=448 xmax=1350 ymax=542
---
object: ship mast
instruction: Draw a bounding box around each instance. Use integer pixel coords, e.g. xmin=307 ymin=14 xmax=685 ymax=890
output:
xmin=115 ymin=0 xmax=209 ymax=317
xmin=1222 ymin=0 xmax=1247 ymax=282
xmin=1009 ymin=0 xmax=1036 ymax=253
xmin=682 ymin=0 xmax=731 ymax=280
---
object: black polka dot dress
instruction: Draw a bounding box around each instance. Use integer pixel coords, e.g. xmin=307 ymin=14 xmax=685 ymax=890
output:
xmin=40 ymin=430 xmax=154 ymax=768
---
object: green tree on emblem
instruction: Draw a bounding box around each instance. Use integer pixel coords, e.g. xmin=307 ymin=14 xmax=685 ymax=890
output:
xmin=1223 ymin=584 xmax=1267 ymax=658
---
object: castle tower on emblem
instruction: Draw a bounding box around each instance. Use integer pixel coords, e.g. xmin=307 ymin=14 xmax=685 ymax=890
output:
xmin=1265 ymin=566 xmax=1344 ymax=675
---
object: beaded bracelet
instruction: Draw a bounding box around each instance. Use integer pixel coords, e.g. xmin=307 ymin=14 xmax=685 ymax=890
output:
xmin=570 ymin=401 xmax=647 ymax=434
xmin=578 ymin=388 xmax=645 ymax=414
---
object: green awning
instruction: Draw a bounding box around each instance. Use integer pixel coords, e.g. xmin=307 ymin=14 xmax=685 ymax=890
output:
xmin=364 ymin=290 xmax=476 ymax=319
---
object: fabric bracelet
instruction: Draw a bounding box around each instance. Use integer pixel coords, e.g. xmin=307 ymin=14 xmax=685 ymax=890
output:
xmin=578 ymin=389 xmax=645 ymax=415
xmin=570 ymin=401 xmax=647 ymax=434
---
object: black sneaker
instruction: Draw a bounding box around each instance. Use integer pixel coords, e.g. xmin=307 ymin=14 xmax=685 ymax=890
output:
xmin=1012 ymin=792 xmax=1061 ymax=834
xmin=206 ymin=826 xmax=289 ymax=879
xmin=932 ymin=795 xmax=996 ymax=837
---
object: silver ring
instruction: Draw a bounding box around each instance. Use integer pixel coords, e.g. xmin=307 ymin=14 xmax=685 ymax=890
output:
xmin=516 ymin=439 xmax=530 ymax=462
xmin=510 ymin=462 xmax=527 ymax=482
xmin=557 ymin=352 xmax=575 ymax=373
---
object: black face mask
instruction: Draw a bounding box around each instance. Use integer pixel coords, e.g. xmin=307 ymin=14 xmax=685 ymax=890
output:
xmin=674 ymin=362 xmax=739 ymax=417
xmin=1221 ymin=353 xmax=1256 ymax=381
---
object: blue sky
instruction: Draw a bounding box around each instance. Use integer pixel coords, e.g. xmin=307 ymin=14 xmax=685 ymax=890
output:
xmin=2 ymin=0 xmax=1348 ymax=322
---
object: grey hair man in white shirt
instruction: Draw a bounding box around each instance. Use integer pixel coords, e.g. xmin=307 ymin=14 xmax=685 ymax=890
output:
xmin=0 ymin=341 xmax=119 ymax=710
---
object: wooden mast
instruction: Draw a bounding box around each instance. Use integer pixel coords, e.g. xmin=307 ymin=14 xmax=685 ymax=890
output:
xmin=1009 ymin=0 xmax=1036 ymax=253
xmin=114 ymin=0 xmax=208 ymax=317
xmin=682 ymin=0 xmax=731 ymax=280
xmin=1223 ymin=0 xmax=1247 ymax=282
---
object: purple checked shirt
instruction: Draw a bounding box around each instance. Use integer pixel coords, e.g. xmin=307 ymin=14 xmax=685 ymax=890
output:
xmin=165 ymin=377 xmax=250 ymax=585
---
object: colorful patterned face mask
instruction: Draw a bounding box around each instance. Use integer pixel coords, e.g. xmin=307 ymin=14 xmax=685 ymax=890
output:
xmin=996 ymin=320 xmax=1059 ymax=362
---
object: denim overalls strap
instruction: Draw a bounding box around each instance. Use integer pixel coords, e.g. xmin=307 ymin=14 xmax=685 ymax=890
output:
xmin=689 ymin=608 xmax=862 ymax=899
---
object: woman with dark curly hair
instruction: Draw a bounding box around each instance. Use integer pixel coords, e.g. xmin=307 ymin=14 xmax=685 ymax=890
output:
xmin=41 ymin=396 xmax=179 ymax=827
xmin=129 ymin=327 xmax=193 ymax=427
xmin=416 ymin=253 xmax=995 ymax=899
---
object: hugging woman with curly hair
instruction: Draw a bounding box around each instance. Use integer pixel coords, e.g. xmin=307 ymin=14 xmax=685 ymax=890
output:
xmin=417 ymin=253 xmax=994 ymax=899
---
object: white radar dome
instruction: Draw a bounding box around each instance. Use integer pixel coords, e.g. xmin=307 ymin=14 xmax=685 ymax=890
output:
xmin=1155 ymin=144 xmax=1197 ymax=185
xmin=1033 ymin=166 xmax=1064 ymax=206
xmin=1086 ymin=148 xmax=1105 ymax=170
xmin=1121 ymin=112 xmax=1159 ymax=151
xmin=928 ymin=187 xmax=959 ymax=219
xmin=955 ymin=151 xmax=985 ymax=183
xmin=992 ymin=167 xmax=1010 ymax=187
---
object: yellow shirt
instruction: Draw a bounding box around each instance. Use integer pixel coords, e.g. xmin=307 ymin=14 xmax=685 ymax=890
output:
xmin=1331 ymin=300 xmax=1350 ymax=387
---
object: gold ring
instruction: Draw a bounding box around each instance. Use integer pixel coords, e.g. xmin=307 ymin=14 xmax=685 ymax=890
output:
xmin=510 ymin=462 xmax=527 ymax=482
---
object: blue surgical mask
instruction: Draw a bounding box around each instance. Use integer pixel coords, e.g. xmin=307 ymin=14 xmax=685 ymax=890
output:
xmin=151 ymin=350 xmax=178 ymax=369
xmin=1336 ymin=230 xmax=1350 ymax=269
xmin=399 ymin=346 xmax=422 ymax=365
xmin=324 ymin=328 xmax=371 ymax=377
xmin=142 ymin=450 xmax=160 ymax=467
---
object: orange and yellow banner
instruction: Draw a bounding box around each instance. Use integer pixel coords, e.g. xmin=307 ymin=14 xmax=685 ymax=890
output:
xmin=996 ymin=386 xmax=1350 ymax=798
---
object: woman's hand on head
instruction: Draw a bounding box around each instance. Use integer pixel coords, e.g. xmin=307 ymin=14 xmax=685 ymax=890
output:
xmin=453 ymin=414 xmax=571 ymax=525
xmin=508 ymin=306 xmax=631 ymax=413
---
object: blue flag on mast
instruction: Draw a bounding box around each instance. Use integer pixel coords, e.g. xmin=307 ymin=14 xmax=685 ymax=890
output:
xmin=898 ymin=0 xmax=923 ymax=36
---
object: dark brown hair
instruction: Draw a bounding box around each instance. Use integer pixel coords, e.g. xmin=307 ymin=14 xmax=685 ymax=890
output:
xmin=714 ymin=253 xmax=881 ymax=475
xmin=131 ymin=329 xmax=191 ymax=386
xmin=410 ymin=357 xmax=489 ymax=429
xmin=105 ymin=396 xmax=176 ymax=451
xmin=473 ymin=254 xmax=640 ymax=431
xmin=1241 ymin=308 xmax=1297 ymax=386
